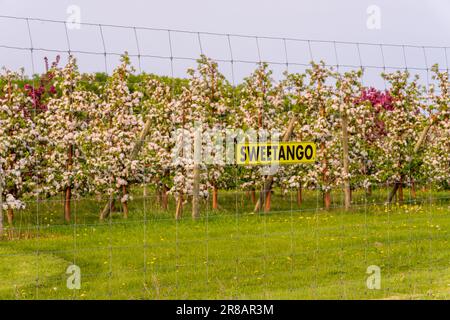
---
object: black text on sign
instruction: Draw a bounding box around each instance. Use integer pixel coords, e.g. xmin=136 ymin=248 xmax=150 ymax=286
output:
xmin=236 ymin=142 xmax=316 ymax=165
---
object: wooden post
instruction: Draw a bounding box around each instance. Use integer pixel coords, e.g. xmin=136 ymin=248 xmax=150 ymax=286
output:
xmin=100 ymin=196 xmax=116 ymax=220
xmin=341 ymin=111 xmax=351 ymax=210
xmin=320 ymin=107 xmax=331 ymax=210
xmin=64 ymin=144 xmax=73 ymax=222
xmin=175 ymin=195 xmax=183 ymax=220
xmin=254 ymin=116 xmax=297 ymax=212
xmin=0 ymin=175 xmax=3 ymax=237
xmin=99 ymin=112 xmax=154 ymax=219
xmin=7 ymin=209 xmax=13 ymax=226
xmin=192 ymin=125 xmax=201 ymax=219
xmin=192 ymin=167 xmax=200 ymax=219
xmin=65 ymin=82 xmax=74 ymax=222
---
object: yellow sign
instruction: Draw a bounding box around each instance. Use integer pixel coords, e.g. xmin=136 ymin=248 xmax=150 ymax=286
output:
xmin=236 ymin=142 xmax=316 ymax=165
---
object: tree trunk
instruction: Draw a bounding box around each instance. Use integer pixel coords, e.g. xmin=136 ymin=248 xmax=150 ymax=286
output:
xmin=264 ymin=189 xmax=271 ymax=212
xmin=366 ymin=185 xmax=372 ymax=196
xmin=64 ymin=186 xmax=72 ymax=222
xmin=398 ymin=176 xmax=404 ymax=204
xmin=250 ymin=189 xmax=256 ymax=204
xmin=387 ymin=121 xmax=434 ymax=203
xmin=100 ymin=196 xmax=115 ymax=220
xmin=161 ymin=185 xmax=169 ymax=210
xmin=362 ymin=162 xmax=372 ymax=197
xmin=341 ymin=112 xmax=351 ymax=211
xmin=99 ymin=114 xmax=154 ymax=219
xmin=388 ymin=177 xmax=405 ymax=205
xmin=255 ymin=179 xmax=273 ymax=213
xmin=122 ymin=185 xmax=129 ymax=218
xmin=387 ymin=182 xmax=399 ymax=204
xmin=411 ymin=179 xmax=416 ymax=199
xmin=212 ymin=185 xmax=218 ymax=210
xmin=297 ymin=186 xmax=303 ymax=206
xmin=324 ymin=191 xmax=331 ymax=210
xmin=156 ymin=187 xmax=162 ymax=205
xmin=175 ymin=195 xmax=183 ymax=220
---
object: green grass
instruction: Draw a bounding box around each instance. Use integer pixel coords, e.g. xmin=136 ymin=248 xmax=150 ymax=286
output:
xmin=0 ymin=188 xmax=449 ymax=299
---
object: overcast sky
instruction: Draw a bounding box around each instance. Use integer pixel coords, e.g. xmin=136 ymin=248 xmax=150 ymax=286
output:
xmin=0 ymin=0 xmax=449 ymax=86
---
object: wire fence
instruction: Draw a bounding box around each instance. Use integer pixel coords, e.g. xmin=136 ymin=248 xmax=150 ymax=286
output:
xmin=1 ymin=15 xmax=449 ymax=82
xmin=1 ymin=183 xmax=449 ymax=299
xmin=0 ymin=15 xmax=449 ymax=300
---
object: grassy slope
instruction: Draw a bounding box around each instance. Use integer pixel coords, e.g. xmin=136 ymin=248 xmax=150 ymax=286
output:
xmin=0 ymin=188 xmax=449 ymax=299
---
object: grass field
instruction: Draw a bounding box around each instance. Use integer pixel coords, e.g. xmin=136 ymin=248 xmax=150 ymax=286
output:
xmin=0 ymin=188 xmax=449 ymax=300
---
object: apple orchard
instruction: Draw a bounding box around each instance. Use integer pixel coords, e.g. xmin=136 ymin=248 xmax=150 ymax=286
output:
xmin=0 ymin=53 xmax=449 ymax=228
